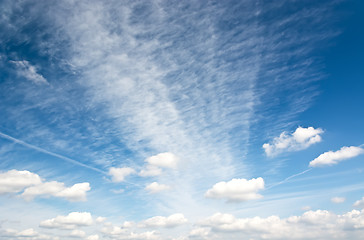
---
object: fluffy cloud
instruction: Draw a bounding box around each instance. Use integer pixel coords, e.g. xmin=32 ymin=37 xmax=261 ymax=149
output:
xmin=309 ymin=146 xmax=364 ymax=167
xmin=145 ymin=152 xmax=179 ymax=169
xmin=3 ymin=228 xmax=53 ymax=240
xmin=39 ymin=212 xmax=93 ymax=229
xmin=354 ymin=197 xmax=364 ymax=208
xmin=11 ymin=60 xmax=48 ymax=84
xmin=140 ymin=213 xmax=188 ymax=228
xmin=0 ymin=170 xmax=42 ymax=194
xmin=205 ymin=178 xmax=264 ymax=202
xmin=86 ymin=235 xmax=100 ymax=240
xmin=145 ymin=182 xmax=170 ymax=193
xmin=69 ymin=229 xmax=86 ymax=238
xmin=263 ymin=127 xmax=323 ymax=157
xmin=138 ymin=165 xmax=162 ymax=177
xmin=331 ymin=197 xmax=345 ymax=203
xmin=22 ymin=182 xmax=90 ymax=202
xmin=199 ymin=209 xmax=364 ymax=239
xmin=108 ymin=167 xmax=135 ymax=182
xmin=0 ymin=170 xmax=90 ymax=202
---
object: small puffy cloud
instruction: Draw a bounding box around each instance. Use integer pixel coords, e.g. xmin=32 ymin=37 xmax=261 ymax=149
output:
xmin=108 ymin=167 xmax=135 ymax=182
xmin=69 ymin=229 xmax=86 ymax=238
xmin=39 ymin=212 xmax=93 ymax=229
xmin=0 ymin=170 xmax=42 ymax=194
xmin=354 ymin=197 xmax=364 ymax=208
xmin=189 ymin=227 xmax=210 ymax=238
xmin=302 ymin=206 xmax=311 ymax=211
xmin=96 ymin=217 xmax=106 ymax=223
xmin=309 ymin=146 xmax=364 ymax=167
xmin=145 ymin=182 xmax=170 ymax=193
xmin=139 ymin=165 xmax=163 ymax=177
xmin=205 ymin=178 xmax=264 ymax=202
xmin=0 ymin=169 xmax=90 ymax=202
xmin=86 ymin=235 xmax=100 ymax=240
xmin=263 ymin=127 xmax=323 ymax=157
xmin=22 ymin=182 xmax=90 ymax=202
xmin=145 ymin=152 xmax=179 ymax=169
xmin=140 ymin=213 xmax=188 ymax=228
xmin=331 ymin=197 xmax=345 ymax=204
xmin=11 ymin=60 xmax=48 ymax=84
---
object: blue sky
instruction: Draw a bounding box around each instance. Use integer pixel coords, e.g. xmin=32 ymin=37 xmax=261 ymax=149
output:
xmin=0 ymin=0 xmax=363 ymax=239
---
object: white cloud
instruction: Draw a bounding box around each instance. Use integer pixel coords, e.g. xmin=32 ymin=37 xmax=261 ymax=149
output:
xmin=95 ymin=217 xmax=106 ymax=223
xmin=22 ymin=182 xmax=90 ymax=202
xmin=140 ymin=213 xmax=187 ymax=228
xmin=145 ymin=182 xmax=170 ymax=193
xmin=205 ymin=178 xmax=264 ymax=202
xmin=39 ymin=212 xmax=93 ymax=229
xmin=354 ymin=197 xmax=364 ymax=208
xmin=263 ymin=127 xmax=323 ymax=157
xmin=69 ymin=229 xmax=86 ymax=238
xmin=11 ymin=60 xmax=48 ymax=84
xmin=331 ymin=197 xmax=345 ymax=204
xmin=86 ymin=235 xmax=100 ymax=240
xmin=0 ymin=170 xmax=42 ymax=194
xmin=0 ymin=169 xmax=90 ymax=202
xmin=108 ymin=167 xmax=135 ymax=182
xmin=138 ymin=165 xmax=162 ymax=177
xmin=199 ymin=209 xmax=364 ymax=239
xmin=145 ymin=152 xmax=179 ymax=169
xmin=309 ymin=146 xmax=364 ymax=167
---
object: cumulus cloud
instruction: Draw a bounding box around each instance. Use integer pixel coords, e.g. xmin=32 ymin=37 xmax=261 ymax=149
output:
xmin=69 ymin=229 xmax=86 ymax=238
xmin=108 ymin=167 xmax=135 ymax=182
xmin=309 ymin=146 xmax=364 ymax=167
xmin=263 ymin=127 xmax=323 ymax=157
xmin=199 ymin=209 xmax=364 ymax=239
xmin=0 ymin=170 xmax=42 ymax=194
xmin=145 ymin=152 xmax=179 ymax=169
xmin=0 ymin=169 xmax=90 ymax=202
xmin=39 ymin=212 xmax=93 ymax=229
xmin=138 ymin=165 xmax=162 ymax=177
xmin=145 ymin=182 xmax=170 ymax=193
xmin=354 ymin=197 xmax=364 ymax=208
xmin=22 ymin=182 xmax=90 ymax=202
xmin=205 ymin=178 xmax=264 ymax=202
xmin=140 ymin=213 xmax=188 ymax=228
xmin=331 ymin=197 xmax=345 ymax=204
xmin=86 ymin=235 xmax=100 ymax=240
xmin=3 ymin=228 xmax=53 ymax=240
xmin=11 ymin=60 xmax=48 ymax=84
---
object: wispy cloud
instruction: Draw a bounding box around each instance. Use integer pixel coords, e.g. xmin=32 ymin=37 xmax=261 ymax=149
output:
xmin=10 ymin=60 xmax=48 ymax=84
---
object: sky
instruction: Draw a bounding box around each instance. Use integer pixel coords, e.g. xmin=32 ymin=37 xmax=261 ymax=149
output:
xmin=0 ymin=0 xmax=363 ymax=239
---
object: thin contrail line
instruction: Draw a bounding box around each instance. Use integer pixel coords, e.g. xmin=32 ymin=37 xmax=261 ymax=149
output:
xmin=0 ymin=131 xmax=144 ymax=188
xmin=266 ymin=168 xmax=312 ymax=190
xmin=0 ymin=131 xmax=107 ymax=174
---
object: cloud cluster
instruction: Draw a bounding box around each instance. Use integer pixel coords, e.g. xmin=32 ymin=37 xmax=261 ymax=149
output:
xmin=198 ymin=208 xmax=364 ymax=239
xmin=40 ymin=212 xmax=93 ymax=229
xmin=0 ymin=170 xmax=90 ymax=201
xmin=3 ymin=228 xmax=55 ymax=240
xmin=205 ymin=178 xmax=264 ymax=202
xmin=10 ymin=60 xmax=48 ymax=84
xmin=309 ymin=146 xmax=364 ymax=167
xmin=140 ymin=213 xmax=187 ymax=228
xmin=263 ymin=127 xmax=323 ymax=156
xmin=331 ymin=197 xmax=345 ymax=204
